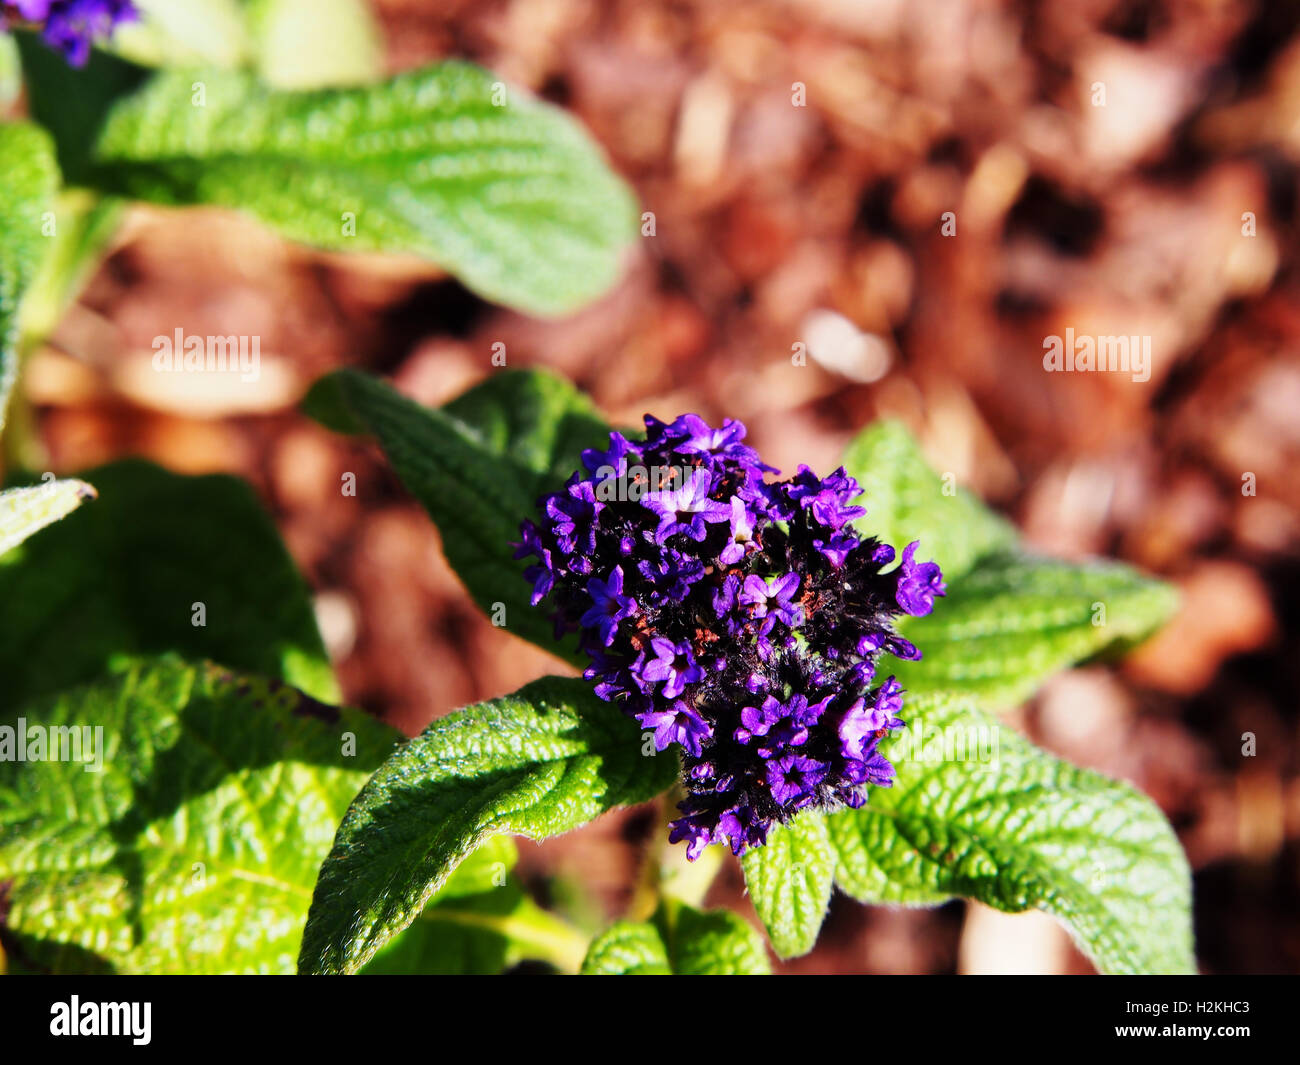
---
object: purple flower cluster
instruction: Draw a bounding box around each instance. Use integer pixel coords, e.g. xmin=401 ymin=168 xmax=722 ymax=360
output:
xmin=2 ymin=0 xmax=137 ymax=66
xmin=516 ymin=414 xmax=945 ymax=859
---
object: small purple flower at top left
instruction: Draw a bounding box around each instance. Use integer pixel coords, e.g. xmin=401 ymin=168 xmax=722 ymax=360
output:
xmin=2 ymin=1 xmax=138 ymax=66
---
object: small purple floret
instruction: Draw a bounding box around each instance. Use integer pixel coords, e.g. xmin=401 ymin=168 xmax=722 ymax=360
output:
xmin=3 ymin=0 xmax=138 ymax=66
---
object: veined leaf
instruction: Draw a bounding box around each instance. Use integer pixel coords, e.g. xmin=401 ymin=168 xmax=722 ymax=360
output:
xmin=359 ymin=834 xmax=592 ymax=976
xmin=89 ymin=63 xmax=638 ymax=315
xmin=841 ymin=420 xmax=1016 ymax=582
xmin=827 ymin=691 xmax=1194 ymax=975
xmin=739 ymin=693 xmax=1193 ymax=973
xmin=0 ymin=459 xmax=338 ymax=709
xmin=303 ymin=368 xmax=611 ymax=665
xmin=659 ymin=899 xmax=770 ymax=975
xmin=0 ymin=478 xmax=96 ymax=558
xmin=435 ymin=834 xmax=518 ymax=901
xmin=582 ymin=899 xmax=770 ymax=975
xmin=0 ymin=657 xmax=399 ymax=974
xmin=581 ymin=920 xmax=671 ymax=975
xmin=0 ymin=122 xmax=60 ymax=434
xmin=299 ymin=676 xmax=676 ymax=974
xmin=890 ymin=554 xmax=1179 ymax=706
xmin=739 ymin=811 xmax=835 ymax=959
xmin=835 ymin=420 xmax=1184 ymax=970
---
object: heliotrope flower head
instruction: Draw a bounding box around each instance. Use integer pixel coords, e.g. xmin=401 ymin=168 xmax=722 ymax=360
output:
xmin=516 ymin=413 xmax=945 ymax=859
xmin=2 ymin=1 xmax=138 ymax=66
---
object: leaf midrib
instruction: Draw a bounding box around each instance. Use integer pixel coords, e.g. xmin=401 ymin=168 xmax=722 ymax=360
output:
xmin=852 ymin=797 xmax=1182 ymax=968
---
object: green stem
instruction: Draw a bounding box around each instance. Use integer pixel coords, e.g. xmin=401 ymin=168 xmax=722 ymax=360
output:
xmin=631 ymin=783 xmax=725 ymax=918
xmin=418 ymin=899 xmax=590 ymax=975
xmin=5 ymin=191 xmax=123 ymax=474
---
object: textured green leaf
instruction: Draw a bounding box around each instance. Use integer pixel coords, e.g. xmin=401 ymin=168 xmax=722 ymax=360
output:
xmin=581 ymin=900 xmax=770 ymax=975
xmin=435 ymin=834 xmax=518 ymax=901
xmin=0 ymin=478 xmax=95 ymax=557
xmin=890 ymin=554 xmax=1179 ymax=706
xmin=581 ymin=920 xmax=672 ymax=975
xmin=299 ymin=676 xmax=676 ymax=974
xmin=0 ymin=656 xmax=399 ymax=974
xmin=303 ymin=368 xmax=611 ymax=665
xmin=827 ymin=691 xmax=1194 ymax=974
xmin=0 ymin=122 xmax=60 ymax=435
xmin=740 ymin=810 xmax=835 ymax=959
xmin=89 ymin=63 xmax=638 ymax=314
xmin=658 ymin=899 xmax=770 ymax=975
xmin=0 ymin=459 xmax=337 ymax=709
xmin=841 ymin=420 xmax=1016 ymax=581
xmin=361 ymin=877 xmax=587 ymax=976
xmin=358 ymin=833 xmax=546 ymax=976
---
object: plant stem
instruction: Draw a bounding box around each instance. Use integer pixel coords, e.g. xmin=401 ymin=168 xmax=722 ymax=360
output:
xmin=419 ymin=903 xmax=590 ymax=975
xmin=629 ymin=782 xmax=725 ymax=920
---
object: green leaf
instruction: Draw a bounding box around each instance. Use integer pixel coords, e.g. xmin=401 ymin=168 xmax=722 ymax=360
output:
xmin=0 ymin=459 xmax=338 ymax=709
xmin=299 ymin=676 xmax=676 ymax=974
xmin=89 ymin=63 xmax=638 ymax=315
xmin=0 ymin=478 xmax=95 ymax=557
xmin=361 ymin=877 xmax=588 ymax=975
xmin=360 ymin=833 xmax=566 ymax=976
xmin=659 ymin=900 xmax=771 ymax=975
xmin=303 ymin=368 xmax=611 ymax=665
xmin=733 ymin=420 xmax=1182 ymax=965
xmin=14 ymin=32 xmax=149 ymax=185
xmin=581 ymin=920 xmax=672 ymax=975
xmin=844 ymin=422 xmax=1176 ymax=705
xmin=739 ymin=811 xmax=835 ymax=959
xmin=0 ymin=122 xmax=60 ymax=435
xmin=841 ymin=420 xmax=1016 ymax=581
xmin=0 ymin=656 xmax=400 ymax=974
xmin=435 ymin=834 xmax=518 ymax=901
xmin=826 ymin=691 xmax=1194 ymax=974
xmin=581 ymin=900 xmax=770 ymax=975
xmin=890 ymin=554 xmax=1179 ymax=706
